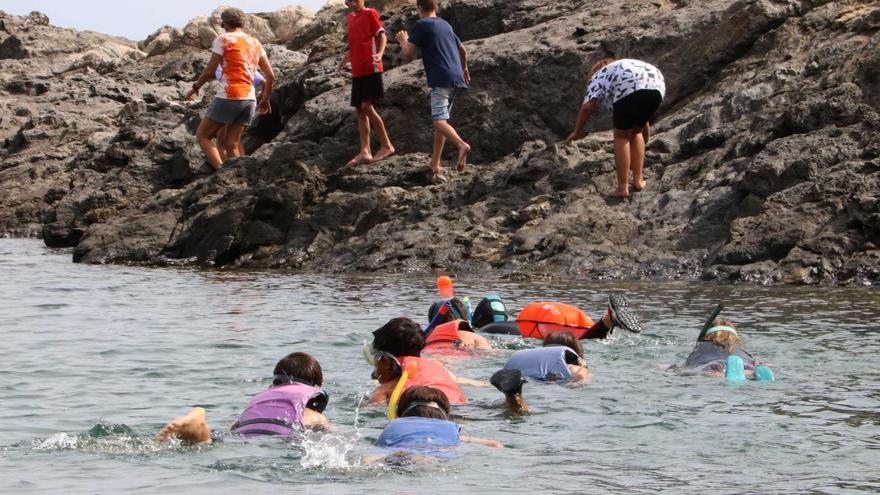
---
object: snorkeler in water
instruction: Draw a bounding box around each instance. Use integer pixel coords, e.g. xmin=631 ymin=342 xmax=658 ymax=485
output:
xmin=376 ymin=386 xmax=502 ymax=451
xmin=368 ymin=317 xmax=488 ymax=405
xmin=157 ymin=352 xmax=330 ymax=443
xmin=516 ymin=294 xmax=642 ymax=340
xmin=489 ymin=332 xmax=593 ymax=415
xmin=673 ymin=306 xmax=774 ymax=382
xmin=425 ymin=297 xmax=493 ymax=353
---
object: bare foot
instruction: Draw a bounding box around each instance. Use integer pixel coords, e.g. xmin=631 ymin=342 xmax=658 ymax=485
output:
xmin=610 ymin=189 xmax=630 ymax=199
xmin=631 ymin=180 xmax=646 ymax=191
xmin=370 ymin=145 xmax=395 ymax=163
xmin=345 ymin=152 xmax=372 ymax=168
xmin=456 ymin=142 xmax=471 ymax=172
xmin=157 ymin=407 xmax=210 ymax=444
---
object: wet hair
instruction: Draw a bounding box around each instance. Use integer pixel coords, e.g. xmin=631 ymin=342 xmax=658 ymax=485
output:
xmin=589 ymin=58 xmax=616 ymax=80
xmin=221 ymin=8 xmax=247 ymax=29
xmin=417 ymin=0 xmax=438 ymax=12
xmin=428 ymin=297 xmax=468 ymax=325
xmin=397 ymin=386 xmax=450 ymax=419
xmin=373 ymin=317 xmax=425 ymax=357
xmin=703 ymin=319 xmax=743 ymax=353
xmin=543 ymin=332 xmax=584 ymax=364
xmin=273 ymin=352 xmax=323 ymax=387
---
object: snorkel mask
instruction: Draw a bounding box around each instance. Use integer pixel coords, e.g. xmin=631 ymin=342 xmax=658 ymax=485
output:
xmin=399 ymin=400 xmax=448 ymax=420
xmin=363 ymin=341 xmax=403 ymax=381
xmin=272 ymin=374 xmax=330 ymax=413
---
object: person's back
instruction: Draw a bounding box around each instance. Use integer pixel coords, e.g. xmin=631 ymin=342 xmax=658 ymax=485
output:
xmin=409 ymin=17 xmax=466 ymax=89
xmin=214 ymin=31 xmax=265 ymax=101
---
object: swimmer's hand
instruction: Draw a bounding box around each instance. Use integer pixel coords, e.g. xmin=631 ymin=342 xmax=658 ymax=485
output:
xmin=461 ymin=435 xmax=504 ymax=448
xmin=258 ymin=97 xmax=272 ymax=115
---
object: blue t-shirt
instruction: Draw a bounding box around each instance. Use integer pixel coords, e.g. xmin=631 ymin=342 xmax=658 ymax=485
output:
xmin=408 ymin=17 xmax=467 ymax=89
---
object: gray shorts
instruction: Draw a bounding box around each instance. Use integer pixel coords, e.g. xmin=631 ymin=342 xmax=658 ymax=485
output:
xmin=205 ymin=97 xmax=256 ymax=126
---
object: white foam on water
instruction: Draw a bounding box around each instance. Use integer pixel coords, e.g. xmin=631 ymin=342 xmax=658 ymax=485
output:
xmin=299 ymin=430 xmax=360 ymax=470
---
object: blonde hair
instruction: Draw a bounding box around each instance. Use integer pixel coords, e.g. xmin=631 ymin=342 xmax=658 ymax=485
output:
xmin=703 ymin=319 xmax=743 ymax=353
xmin=588 ymin=58 xmax=616 ymax=80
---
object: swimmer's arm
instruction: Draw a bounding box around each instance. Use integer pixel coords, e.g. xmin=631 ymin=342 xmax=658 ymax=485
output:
xmin=303 ymin=408 xmax=332 ymax=431
xmin=450 ymin=373 xmax=490 ymax=387
xmin=460 ymin=435 xmax=504 ymax=448
xmin=472 ymin=334 xmax=492 ymax=350
xmin=569 ymin=365 xmax=592 ymax=382
xmin=369 ymin=381 xmax=395 ymax=404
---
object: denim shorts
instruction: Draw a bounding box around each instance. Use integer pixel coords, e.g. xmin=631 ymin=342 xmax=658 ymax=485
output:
xmin=430 ymin=87 xmax=455 ymax=121
xmin=205 ymin=97 xmax=256 ymax=126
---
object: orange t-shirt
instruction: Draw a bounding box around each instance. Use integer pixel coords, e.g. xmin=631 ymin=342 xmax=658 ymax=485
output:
xmin=211 ymin=32 xmax=266 ymax=100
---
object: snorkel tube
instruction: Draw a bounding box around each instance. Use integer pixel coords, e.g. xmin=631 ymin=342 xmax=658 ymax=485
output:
xmin=424 ymin=276 xmax=455 ymax=337
xmin=697 ymin=304 xmax=724 ymax=341
xmin=388 ymin=361 xmax=418 ymax=419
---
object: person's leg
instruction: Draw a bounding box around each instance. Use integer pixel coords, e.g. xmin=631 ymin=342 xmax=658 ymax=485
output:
xmin=157 ymin=407 xmax=211 ymax=443
xmin=629 ymin=125 xmax=646 ymax=191
xmin=365 ymin=101 xmax=394 ymax=162
xmin=429 ymin=130 xmax=446 ymax=175
xmin=216 ymin=126 xmax=229 ymax=162
xmin=223 ymin=124 xmax=247 ymax=160
xmin=196 ymin=118 xmax=227 ymax=171
xmin=434 ymin=121 xmax=470 ymax=172
xmin=612 ymin=128 xmax=632 ymax=197
xmin=347 ymin=105 xmax=373 ymax=167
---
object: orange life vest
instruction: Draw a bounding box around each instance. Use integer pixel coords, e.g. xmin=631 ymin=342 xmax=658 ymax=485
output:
xmin=516 ymin=301 xmax=595 ymax=339
xmin=398 ymin=356 xmax=467 ymax=404
xmin=425 ymin=320 xmax=464 ymax=348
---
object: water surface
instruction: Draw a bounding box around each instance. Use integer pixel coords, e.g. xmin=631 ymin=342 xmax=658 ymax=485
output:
xmin=1 ymin=239 xmax=878 ymax=494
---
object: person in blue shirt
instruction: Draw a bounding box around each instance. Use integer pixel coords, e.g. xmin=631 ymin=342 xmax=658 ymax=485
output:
xmin=395 ymin=0 xmax=471 ymax=180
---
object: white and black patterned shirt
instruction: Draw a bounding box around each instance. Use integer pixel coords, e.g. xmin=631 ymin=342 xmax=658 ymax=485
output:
xmin=584 ymin=59 xmax=666 ymax=110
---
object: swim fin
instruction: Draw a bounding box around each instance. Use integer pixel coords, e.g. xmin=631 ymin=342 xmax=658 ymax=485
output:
xmin=491 ymin=369 xmax=525 ymax=396
xmin=754 ymin=365 xmax=774 ymax=382
xmin=725 ymin=355 xmax=746 ymax=382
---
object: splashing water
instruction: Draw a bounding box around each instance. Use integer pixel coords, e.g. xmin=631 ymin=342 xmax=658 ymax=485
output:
xmin=299 ymin=430 xmax=360 ymax=469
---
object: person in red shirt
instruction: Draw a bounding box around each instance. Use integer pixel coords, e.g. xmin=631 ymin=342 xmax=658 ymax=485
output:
xmin=337 ymin=0 xmax=395 ymax=168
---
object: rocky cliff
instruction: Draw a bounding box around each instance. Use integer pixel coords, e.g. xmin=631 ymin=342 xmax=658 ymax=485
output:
xmin=1 ymin=1 xmax=878 ymax=285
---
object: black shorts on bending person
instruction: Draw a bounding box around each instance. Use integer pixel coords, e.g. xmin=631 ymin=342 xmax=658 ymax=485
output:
xmin=350 ymin=72 xmax=385 ymax=107
xmin=612 ymin=89 xmax=662 ymax=130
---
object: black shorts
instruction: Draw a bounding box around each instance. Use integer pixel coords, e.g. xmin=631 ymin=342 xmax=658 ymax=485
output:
xmin=350 ymin=72 xmax=384 ymax=107
xmin=612 ymin=89 xmax=663 ymax=130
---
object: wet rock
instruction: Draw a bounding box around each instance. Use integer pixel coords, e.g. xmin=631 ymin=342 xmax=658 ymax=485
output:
xmin=0 ymin=2 xmax=879 ymax=285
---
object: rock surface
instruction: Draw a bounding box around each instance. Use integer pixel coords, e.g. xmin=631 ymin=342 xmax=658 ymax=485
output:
xmin=1 ymin=1 xmax=878 ymax=286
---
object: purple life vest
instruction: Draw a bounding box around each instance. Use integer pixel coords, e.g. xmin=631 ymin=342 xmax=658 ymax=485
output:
xmin=232 ymin=382 xmax=325 ymax=436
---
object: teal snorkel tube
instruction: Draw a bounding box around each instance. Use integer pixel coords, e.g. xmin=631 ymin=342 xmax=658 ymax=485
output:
xmin=697 ymin=304 xmax=724 ymax=341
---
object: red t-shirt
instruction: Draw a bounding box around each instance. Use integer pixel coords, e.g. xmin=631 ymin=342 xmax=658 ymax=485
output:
xmin=347 ymin=8 xmax=384 ymax=78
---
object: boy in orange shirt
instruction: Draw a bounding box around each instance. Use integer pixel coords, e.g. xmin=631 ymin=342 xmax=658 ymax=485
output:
xmin=337 ymin=0 xmax=395 ymax=168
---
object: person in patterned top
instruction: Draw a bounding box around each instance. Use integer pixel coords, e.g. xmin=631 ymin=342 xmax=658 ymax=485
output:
xmin=564 ymin=58 xmax=665 ymax=198
xmin=337 ymin=0 xmax=395 ymax=169
xmin=186 ymin=8 xmax=275 ymax=172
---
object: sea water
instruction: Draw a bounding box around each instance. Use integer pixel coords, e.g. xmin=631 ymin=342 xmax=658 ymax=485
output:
xmin=0 ymin=239 xmax=878 ymax=494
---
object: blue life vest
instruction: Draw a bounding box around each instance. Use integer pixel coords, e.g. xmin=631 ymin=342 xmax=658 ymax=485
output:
xmin=504 ymin=346 xmax=577 ymax=381
xmin=685 ymin=341 xmax=756 ymax=371
xmin=376 ymin=417 xmax=461 ymax=448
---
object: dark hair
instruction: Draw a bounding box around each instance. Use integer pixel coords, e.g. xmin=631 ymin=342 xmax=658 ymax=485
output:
xmin=397 ymin=386 xmax=450 ymax=419
xmin=373 ymin=317 xmax=425 ymax=357
xmin=428 ymin=297 xmax=467 ymax=325
xmin=543 ymin=332 xmax=584 ymax=361
xmin=417 ymin=0 xmax=438 ymax=13
xmin=221 ymin=8 xmax=246 ymax=29
xmin=273 ymin=352 xmax=323 ymax=386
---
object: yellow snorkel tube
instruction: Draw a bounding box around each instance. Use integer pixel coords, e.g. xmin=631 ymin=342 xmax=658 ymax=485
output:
xmin=388 ymin=360 xmax=418 ymax=419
